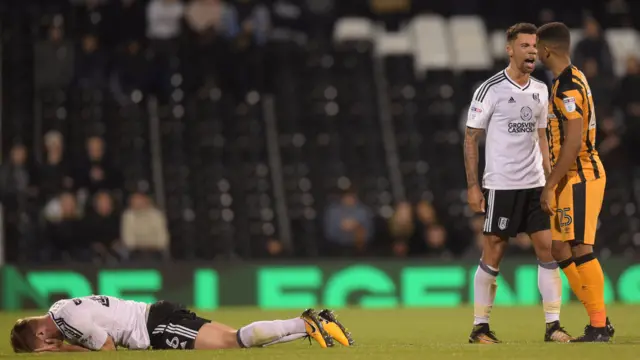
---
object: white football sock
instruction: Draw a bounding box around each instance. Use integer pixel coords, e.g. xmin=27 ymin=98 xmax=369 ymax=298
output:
xmin=261 ymin=333 xmax=308 ymax=347
xmin=473 ymin=261 xmax=499 ymax=325
xmin=538 ymin=261 xmax=562 ymax=323
xmin=237 ymin=318 xmax=306 ymax=347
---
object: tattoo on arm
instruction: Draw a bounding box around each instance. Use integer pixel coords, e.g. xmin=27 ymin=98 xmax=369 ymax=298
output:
xmin=464 ymin=127 xmax=484 ymax=188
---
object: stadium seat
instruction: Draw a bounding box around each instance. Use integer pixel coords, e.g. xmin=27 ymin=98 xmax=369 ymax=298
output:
xmin=604 ymin=28 xmax=640 ymax=76
xmin=449 ymin=16 xmax=492 ymax=71
xmin=409 ymin=14 xmax=452 ymax=77
xmin=490 ymin=30 xmax=507 ymax=61
xmin=333 ymin=17 xmax=375 ymax=43
xmin=569 ymin=29 xmax=583 ymax=53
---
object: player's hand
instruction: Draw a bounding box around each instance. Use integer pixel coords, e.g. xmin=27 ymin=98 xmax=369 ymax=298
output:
xmin=35 ymin=339 xmax=63 ymax=352
xmin=540 ymin=186 xmax=555 ymax=216
xmin=341 ymin=218 xmax=359 ymax=231
xmin=467 ymin=185 xmax=485 ymax=213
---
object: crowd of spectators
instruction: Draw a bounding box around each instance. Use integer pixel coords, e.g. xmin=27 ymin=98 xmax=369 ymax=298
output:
xmin=34 ymin=0 xmax=275 ymax=103
xmin=1 ymin=131 xmax=170 ymax=263
xmin=1 ymin=0 xmax=640 ymax=263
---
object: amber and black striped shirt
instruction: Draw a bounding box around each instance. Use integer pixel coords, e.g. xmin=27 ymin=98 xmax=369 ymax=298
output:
xmin=547 ymin=65 xmax=605 ymax=182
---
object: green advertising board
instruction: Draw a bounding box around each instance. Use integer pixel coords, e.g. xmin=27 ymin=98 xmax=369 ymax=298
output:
xmin=2 ymin=260 xmax=640 ymax=310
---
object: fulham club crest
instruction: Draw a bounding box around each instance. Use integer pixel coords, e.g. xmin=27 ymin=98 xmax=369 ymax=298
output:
xmin=533 ymin=93 xmax=540 ymax=103
xmin=498 ymin=217 xmax=509 ymax=230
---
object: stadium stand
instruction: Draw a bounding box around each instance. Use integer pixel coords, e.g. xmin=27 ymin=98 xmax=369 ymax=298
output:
xmin=1 ymin=0 xmax=639 ymax=263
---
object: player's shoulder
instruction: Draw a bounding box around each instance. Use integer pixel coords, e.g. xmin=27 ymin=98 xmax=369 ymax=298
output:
xmin=529 ymin=76 xmax=549 ymax=93
xmin=473 ymin=71 xmax=507 ymax=102
xmin=48 ymin=299 xmax=76 ymax=318
xmin=554 ymin=66 xmax=583 ymax=94
xmin=529 ymin=76 xmax=547 ymax=88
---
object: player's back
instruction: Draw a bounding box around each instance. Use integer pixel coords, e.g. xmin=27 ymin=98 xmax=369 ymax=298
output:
xmin=548 ymin=65 xmax=605 ymax=182
xmin=48 ymin=295 xmax=150 ymax=349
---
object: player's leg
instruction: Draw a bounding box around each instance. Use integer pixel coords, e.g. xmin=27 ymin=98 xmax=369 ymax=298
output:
xmin=525 ymin=188 xmax=571 ymax=342
xmin=199 ymin=309 xmax=335 ymax=349
xmin=469 ymin=189 xmax=510 ymax=344
xmin=570 ymin=178 xmax=611 ymax=342
xmin=550 ymin=181 xmax=590 ymax=310
xmin=530 ymin=231 xmax=572 ymax=342
xmin=148 ymin=303 xmax=335 ymax=350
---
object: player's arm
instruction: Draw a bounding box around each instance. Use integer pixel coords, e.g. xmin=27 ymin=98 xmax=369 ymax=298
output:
xmin=464 ymin=87 xmax=493 ymax=212
xmin=43 ymin=310 xmax=116 ymax=352
xmin=537 ymin=94 xmax=551 ymax=179
xmin=62 ymin=336 xmax=116 ymax=352
xmin=545 ymin=89 xmax=584 ymax=189
xmin=464 ymin=126 xmax=484 ymax=188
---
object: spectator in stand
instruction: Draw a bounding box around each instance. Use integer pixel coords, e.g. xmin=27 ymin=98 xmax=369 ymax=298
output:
xmin=146 ymin=0 xmax=184 ymax=52
xmin=257 ymin=237 xmax=286 ymax=258
xmin=573 ymin=17 xmax=614 ymax=77
xmin=615 ymin=56 xmax=640 ymax=205
xmin=407 ymin=200 xmax=445 ymax=256
xmin=74 ymin=34 xmax=108 ymax=89
xmin=84 ymin=191 xmax=124 ymax=263
xmin=109 ymin=0 xmax=146 ymax=48
xmin=112 ymin=39 xmax=150 ymax=98
xmin=184 ymin=0 xmax=228 ymax=91
xmin=462 ymin=214 xmax=484 ymax=259
xmin=0 ymin=144 xmax=36 ymax=212
xmin=75 ymin=136 xmax=123 ymax=195
xmin=45 ymin=192 xmax=89 ymax=262
xmin=583 ymin=57 xmax=614 ymax=117
xmin=38 ymin=131 xmax=74 ymax=204
xmin=423 ymin=224 xmax=450 ymax=257
xmin=0 ymin=144 xmax=37 ymax=262
xmin=388 ymin=201 xmax=413 ymax=257
xmin=323 ymin=187 xmax=374 ymax=256
xmin=72 ymin=0 xmax=108 ymax=42
xmin=121 ymin=192 xmax=170 ymax=261
xmin=616 ymin=56 xmax=640 ymax=155
xmin=221 ymin=0 xmax=271 ymax=99
xmin=146 ymin=0 xmax=185 ymax=101
xmin=34 ymin=23 xmax=74 ymax=91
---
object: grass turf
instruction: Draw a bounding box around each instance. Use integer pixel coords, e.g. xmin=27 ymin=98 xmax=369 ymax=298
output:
xmin=1 ymin=304 xmax=638 ymax=359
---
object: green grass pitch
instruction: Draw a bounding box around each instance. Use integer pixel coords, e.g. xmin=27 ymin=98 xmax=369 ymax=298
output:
xmin=1 ymin=304 xmax=638 ymax=359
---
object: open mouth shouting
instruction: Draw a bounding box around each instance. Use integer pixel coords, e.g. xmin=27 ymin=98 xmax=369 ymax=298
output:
xmin=524 ymin=56 xmax=536 ymax=71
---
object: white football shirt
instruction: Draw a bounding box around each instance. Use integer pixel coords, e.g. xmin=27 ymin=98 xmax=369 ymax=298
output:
xmin=48 ymin=295 xmax=150 ymax=350
xmin=466 ymin=69 xmax=549 ymax=190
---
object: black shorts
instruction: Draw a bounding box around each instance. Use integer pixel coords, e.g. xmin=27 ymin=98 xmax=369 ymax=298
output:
xmin=482 ymin=187 xmax=550 ymax=238
xmin=146 ymin=300 xmax=211 ymax=350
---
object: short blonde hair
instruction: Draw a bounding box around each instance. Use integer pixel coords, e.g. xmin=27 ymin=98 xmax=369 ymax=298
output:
xmin=10 ymin=318 xmax=37 ymax=353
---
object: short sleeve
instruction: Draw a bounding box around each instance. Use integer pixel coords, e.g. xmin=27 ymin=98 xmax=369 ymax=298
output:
xmin=466 ymin=86 xmax=495 ymax=129
xmin=554 ymin=87 xmax=584 ymax=121
xmin=49 ymin=306 xmax=108 ymax=350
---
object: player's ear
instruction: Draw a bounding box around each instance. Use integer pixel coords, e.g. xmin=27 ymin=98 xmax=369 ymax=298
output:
xmin=506 ymin=42 xmax=513 ymax=58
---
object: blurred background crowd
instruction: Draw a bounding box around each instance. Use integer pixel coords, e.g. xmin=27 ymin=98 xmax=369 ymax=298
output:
xmin=1 ymin=0 xmax=640 ymax=264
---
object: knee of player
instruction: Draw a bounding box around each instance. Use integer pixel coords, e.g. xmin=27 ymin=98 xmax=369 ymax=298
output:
xmin=551 ymin=240 xmax=572 ymax=261
xmin=193 ymin=324 xmax=239 ymax=350
xmin=531 ymin=238 xmax=552 ymax=257
xmin=571 ymin=243 xmax=594 ymax=258
xmin=484 ymin=236 xmax=507 ymax=251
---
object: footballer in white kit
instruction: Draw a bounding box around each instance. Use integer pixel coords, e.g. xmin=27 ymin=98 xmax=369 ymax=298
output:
xmin=463 ymin=23 xmax=571 ymax=344
xmin=10 ymin=295 xmax=354 ymax=352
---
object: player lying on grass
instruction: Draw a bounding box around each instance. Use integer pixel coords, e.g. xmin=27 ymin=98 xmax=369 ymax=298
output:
xmin=10 ymin=295 xmax=354 ymax=353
